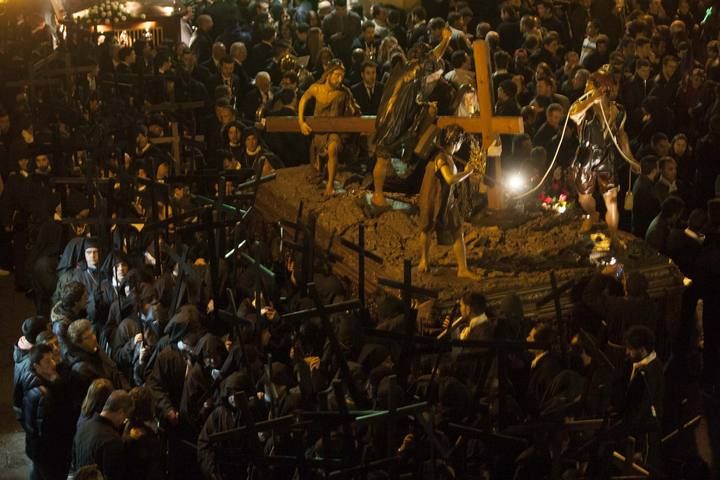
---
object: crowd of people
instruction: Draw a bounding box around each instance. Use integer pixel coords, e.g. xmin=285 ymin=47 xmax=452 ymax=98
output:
xmin=4 ymin=0 xmax=720 ymax=478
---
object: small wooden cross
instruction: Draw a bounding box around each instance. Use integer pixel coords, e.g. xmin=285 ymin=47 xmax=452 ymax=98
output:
xmin=339 ymin=223 xmax=384 ymax=310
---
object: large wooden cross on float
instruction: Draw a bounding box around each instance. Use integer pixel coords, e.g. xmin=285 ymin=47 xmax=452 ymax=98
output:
xmin=265 ymin=40 xmax=524 ymax=210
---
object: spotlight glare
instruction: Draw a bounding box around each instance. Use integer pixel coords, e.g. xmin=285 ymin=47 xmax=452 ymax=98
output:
xmin=505 ymin=172 xmax=526 ymax=193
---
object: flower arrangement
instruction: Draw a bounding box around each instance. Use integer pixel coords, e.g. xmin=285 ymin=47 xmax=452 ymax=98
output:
xmin=540 ymin=191 xmax=570 ymax=214
xmin=75 ymin=1 xmax=145 ymax=27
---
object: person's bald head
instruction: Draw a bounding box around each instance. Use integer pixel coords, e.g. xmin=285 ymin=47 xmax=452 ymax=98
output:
xmin=255 ymin=71 xmax=271 ymax=92
xmin=212 ymin=42 xmax=226 ymax=61
xmin=198 ymin=14 xmax=214 ymax=32
xmin=230 ymin=42 xmax=247 ymax=63
xmin=101 ymin=390 xmax=134 ymax=427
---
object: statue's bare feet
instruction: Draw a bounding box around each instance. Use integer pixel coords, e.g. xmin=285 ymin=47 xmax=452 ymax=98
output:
xmin=324 ymin=185 xmax=335 ymax=197
xmin=371 ymin=193 xmax=388 ymax=208
xmin=418 ymin=259 xmax=429 ymax=273
xmin=457 ymin=269 xmax=480 ymax=280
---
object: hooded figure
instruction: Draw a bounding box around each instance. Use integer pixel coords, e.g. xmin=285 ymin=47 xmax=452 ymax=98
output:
xmin=72 ymin=237 xmax=107 ymax=326
xmin=52 ymin=237 xmax=87 ymax=307
xmin=146 ymin=305 xmax=202 ymax=424
xmin=181 ymin=334 xmax=228 ymax=434
xmin=98 ymin=251 xmax=131 ymax=330
xmin=197 ymin=372 xmax=260 ymax=479
xmin=146 ymin=304 xmax=203 ymax=478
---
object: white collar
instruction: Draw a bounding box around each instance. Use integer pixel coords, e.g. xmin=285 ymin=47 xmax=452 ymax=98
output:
xmin=684 ymin=228 xmax=705 ymax=243
xmin=630 ymin=351 xmax=657 ymax=382
xmin=531 ymin=351 xmax=548 ymax=369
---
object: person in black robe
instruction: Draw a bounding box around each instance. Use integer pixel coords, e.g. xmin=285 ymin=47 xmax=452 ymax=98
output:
xmin=525 ymin=323 xmax=562 ymax=416
xmin=146 ymin=305 xmax=203 ymax=478
xmin=30 ymin=193 xmax=65 ymax=316
xmin=197 ymin=372 xmax=262 ymax=479
xmin=0 ymin=152 xmax=34 ymax=290
xmin=71 ymin=238 xmax=107 ymax=328
xmin=181 ymin=334 xmax=228 ymax=435
xmin=619 ymin=326 xmax=664 ymax=470
xmin=122 ymin=387 xmax=164 ymax=480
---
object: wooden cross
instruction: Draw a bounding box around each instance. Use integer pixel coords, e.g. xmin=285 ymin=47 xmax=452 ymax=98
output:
xmin=535 ymin=271 xmax=575 ymax=368
xmin=376 ymin=259 xmax=439 ymax=388
xmin=340 ymin=223 xmax=384 ymax=310
xmin=264 ymin=40 xmax=524 ymax=210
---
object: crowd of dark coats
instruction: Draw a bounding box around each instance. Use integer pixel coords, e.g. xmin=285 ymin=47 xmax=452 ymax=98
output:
xmin=4 ymin=0 xmax=720 ymax=478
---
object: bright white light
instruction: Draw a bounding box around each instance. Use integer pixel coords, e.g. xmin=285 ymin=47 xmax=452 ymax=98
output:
xmin=504 ymin=172 xmax=526 ymax=193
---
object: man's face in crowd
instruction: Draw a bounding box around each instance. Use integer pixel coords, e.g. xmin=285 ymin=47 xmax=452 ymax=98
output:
xmin=673 ymin=138 xmax=687 ymax=155
xmin=460 ymin=299 xmax=471 ymax=319
xmin=0 ymin=114 xmax=10 ymax=134
xmin=328 ymin=68 xmax=344 ymax=89
xmin=586 ymin=21 xmax=598 ymax=37
xmin=361 ymin=65 xmax=377 ymax=86
xmin=537 ymin=4 xmax=548 ymax=18
xmin=85 ymin=247 xmax=100 ymax=268
xmin=280 ymin=76 xmax=297 ymax=91
xmin=546 ymin=40 xmax=559 ymax=54
xmin=221 ymin=61 xmax=234 ymax=78
xmin=182 ymin=51 xmax=195 ymax=70
xmin=565 ymin=51 xmax=579 ymax=69
xmin=637 ymin=65 xmax=650 ymax=81
xmin=662 ymin=160 xmax=677 ymax=182
xmin=363 ymin=26 xmax=375 ymax=43
xmin=245 ymin=134 xmax=259 ymax=151
xmin=115 ymin=262 xmax=128 ymax=282
xmin=218 ymin=107 xmax=234 ymax=125
xmin=596 ymin=41 xmax=608 ymax=54
xmin=663 ymin=60 xmax=678 ymax=79
xmin=33 ymin=352 xmax=58 ymax=381
xmin=156 ymin=162 xmax=169 ymax=180
xmin=656 ymin=139 xmax=670 ymax=156
xmin=626 ymin=346 xmax=647 ymax=363
xmin=430 ymin=27 xmax=443 ymax=42
xmin=128 ymin=50 xmax=137 ymax=65
xmin=547 ymin=109 xmax=562 ymax=128
xmin=536 ymin=80 xmax=551 ymax=97
xmin=690 ymin=70 xmax=704 ymax=89
xmin=497 ymin=86 xmax=508 ymax=102
xmin=18 ymin=157 xmax=30 ymax=172
xmin=572 ymin=73 xmax=586 ymax=90
xmin=136 ymin=132 xmax=148 ymax=148
xmin=79 ymin=327 xmax=99 ymax=353
xmin=228 ymin=125 xmax=242 ymax=144
xmin=35 ymin=155 xmax=50 ymax=173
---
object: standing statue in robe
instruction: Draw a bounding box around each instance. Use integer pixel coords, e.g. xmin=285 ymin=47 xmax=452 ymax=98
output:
xmin=371 ymin=26 xmax=453 ymax=208
xmin=417 ymin=125 xmax=478 ymax=279
xmin=298 ymin=59 xmax=360 ymax=196
xmin=568 ymin=65 xmax=640 ymax=243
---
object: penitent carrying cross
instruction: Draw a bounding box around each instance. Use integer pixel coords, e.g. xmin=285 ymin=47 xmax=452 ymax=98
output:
xmin=265 ymin=40 xmax=524 ymax=210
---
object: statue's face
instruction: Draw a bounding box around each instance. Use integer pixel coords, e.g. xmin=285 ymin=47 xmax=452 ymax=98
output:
xmin=328 ymin=69 xmax=344 ymax=88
